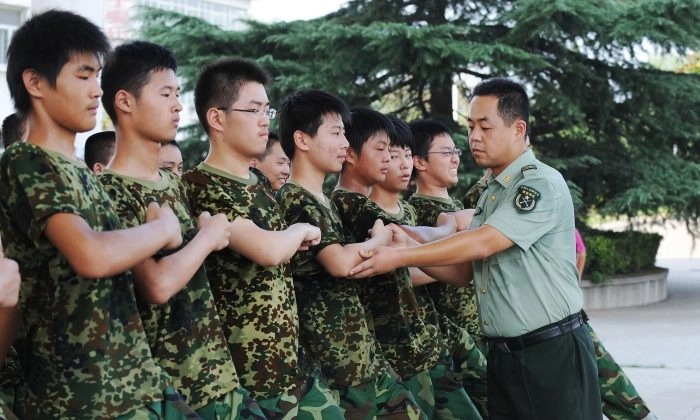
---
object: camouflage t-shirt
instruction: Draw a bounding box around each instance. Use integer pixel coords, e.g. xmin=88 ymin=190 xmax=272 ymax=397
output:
xmin=0 ymin=142 xmax=167 ymax=418
xmin=407 ymin=194 xmax=481 ymax=337
xmin=276 ymin=182 xmax=386 ymax=388
xmin=100 ymin=169 xmax=239 ymax=409
xmin=183 ymin=163 xmax=302 ymax=400
xmin=0 ymin=346 xmax=22 ymax=388
xmin=330 ymin=189 xmax=442 ymax=378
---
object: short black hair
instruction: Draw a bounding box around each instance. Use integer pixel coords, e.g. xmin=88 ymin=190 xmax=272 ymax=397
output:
xmin=278 ymin=89 xmax=349 ymax=160
xmin=472 ymin=77 xmax=529 ymax=129
xmin=101 ymin=41 xmax=177 ymax=126
xmin=386 ymin=115 xmax=413 ymax=151
xmin=345 ymin=107 xmax=396 ymax=156
xmin=6 ymin=10 xmax=110 ymax=115
xmin=1 ymin=113 xmax=26 ymax=149
xmin=409 ymin=119 xmax=452 ymax=158
xmin=194 ymin=58 xmax=269 ymax=135
xmin=84 ymin=130 xmax=116 ymax=169
xmin=162 ymin=139 xmax=181 ymax=150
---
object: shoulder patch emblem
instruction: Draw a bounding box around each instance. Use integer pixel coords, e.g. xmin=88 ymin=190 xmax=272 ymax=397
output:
xmin=514 ymin=185 xmax=540 ymax=213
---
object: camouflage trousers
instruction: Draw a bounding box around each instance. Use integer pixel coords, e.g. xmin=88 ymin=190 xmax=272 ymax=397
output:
xmin=585 ymin=322 xmax=652 ymax=419
xmin=116 ymin=385 xmax=199 ymax=419
xmin=195 ymin=387 xmax=266 ymax=420
xmin=404 ymin=356 xmax=483 ymax=420
xmin=331 ymin=371 xmax=425 ymax=420
xmin=257 ymin=368 xmax=343 ymax=419
xmin=451 ymin=328 xmax=489 ymax=419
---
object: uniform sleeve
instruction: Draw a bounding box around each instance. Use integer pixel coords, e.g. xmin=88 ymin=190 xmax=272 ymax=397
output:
xmin=279 ymin=189 xmax=343 ymax=258
xmin=484 ymin=177 xmax=561 ymax=251
xmin=99 ymin=176 xmax=144 ymax=229
xmin=1 ymin=148 xmax=82 ymax=245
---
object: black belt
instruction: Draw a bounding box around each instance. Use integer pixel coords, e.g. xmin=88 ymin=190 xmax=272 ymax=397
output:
xmin=487 ymin=311 xmax=584 ymax=354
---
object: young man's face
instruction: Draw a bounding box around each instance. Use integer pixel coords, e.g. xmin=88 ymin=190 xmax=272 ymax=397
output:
xmin=308 ymin=112 xmax=349 ymax=174
xmin=468 ymin=95 xmax=524 ymax=175
xmin=416 ymin=132 xmax=460 ymax=188
xmin=350 ymin=132 xmax=391 ymax=186
xmin=255 ymin=141 xmax=290 ymax=191
xmin=158 ymin=144 xmax=183 ymax=176
xmin=220 ymin=82 xmax=271 ymax=159
xmin=131 ymin=69 xmax=182 ymax=142
xmin=41 ymin=52 xmax=103 ymax=134
xmin=380 ymin=145 xmax=413 ymax=193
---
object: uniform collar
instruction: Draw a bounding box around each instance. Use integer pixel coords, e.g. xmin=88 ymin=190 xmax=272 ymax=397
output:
xmin=489 ymin=149 xmax=536 ymax=188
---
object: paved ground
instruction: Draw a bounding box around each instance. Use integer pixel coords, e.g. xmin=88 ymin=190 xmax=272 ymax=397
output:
xmin=588 ymin=258 xmax=700 ymax=419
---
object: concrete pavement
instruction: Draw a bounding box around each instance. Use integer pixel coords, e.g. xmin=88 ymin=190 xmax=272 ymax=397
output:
xmin=587 ymin=258 xmax=700 ymax=420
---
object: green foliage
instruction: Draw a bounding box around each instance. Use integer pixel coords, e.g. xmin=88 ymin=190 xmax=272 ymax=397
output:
xmin=137 ymin=1 xmax=700 ymax=236
xmin=583 ymin=229 xmax=662 ymax=283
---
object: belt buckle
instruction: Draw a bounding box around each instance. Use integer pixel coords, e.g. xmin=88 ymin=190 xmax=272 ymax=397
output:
xmin=495 ymin=341 xmax=511 ymax=354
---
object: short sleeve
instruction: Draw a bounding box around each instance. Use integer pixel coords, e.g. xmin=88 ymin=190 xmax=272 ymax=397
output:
xmin=485 ymin=177 xmax=561 ymax=251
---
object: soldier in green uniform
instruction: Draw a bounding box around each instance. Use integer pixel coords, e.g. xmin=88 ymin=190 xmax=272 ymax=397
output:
xmin=407 ymin=119 xmax=489 ymax=417
xmin=0 ymin=10 xmax=198 ymax=418
xmin=349 ymin=78 xmax=602 ymax=419
xmin=332 ymin=108 xmax=480 ymax=419
xmin=183 ymin=58 xmax=343 ymax=419
xmin=99 ymin=41 xmax=265 ymax=419
xmin=277 ymin=89 xmax=425 ymax=419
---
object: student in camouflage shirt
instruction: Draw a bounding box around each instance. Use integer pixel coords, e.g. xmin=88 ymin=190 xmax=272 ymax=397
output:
xmin=407 ymin=119 xmax=489 ymax=417
xmin=278 ymin=89 xmax=424 ymax=419
xmin=99 ymin=42 xmax=264 ymax=419
xmin=333 ymin=110 xmax=480 ymax=419
xmin=0 ymin=11 xmax=193 ymax=417
xmin=184 ymin=58 xmax=342 ymax=419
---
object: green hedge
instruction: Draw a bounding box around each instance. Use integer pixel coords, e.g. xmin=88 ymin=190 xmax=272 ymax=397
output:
xmin=582 ymin=229 xmax=662 ymax=283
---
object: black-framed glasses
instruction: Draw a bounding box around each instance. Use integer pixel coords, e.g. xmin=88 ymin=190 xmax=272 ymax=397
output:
xmin=217 ymin=107 xmax=277 ymax=120
xmin=425 ymin=148 xmax=462 ymax=158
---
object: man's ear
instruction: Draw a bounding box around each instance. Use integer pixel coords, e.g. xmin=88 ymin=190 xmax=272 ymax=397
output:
xmin=514 ymin=119 xmax=527 ymax=139
xmin=22 ymin=69 xmax=44 ymax=100
xmin=114 ymin=90 xmax=133 ymax=115
xmin=413 ymin=154 xmax=428 ymax=172
xmin=344 ymin=147 xmax=357 ymax=165
xmin=206 ymin=108 xmax=225 ymax=134
xmin=293 ymin=130 xmax=309 ymax=151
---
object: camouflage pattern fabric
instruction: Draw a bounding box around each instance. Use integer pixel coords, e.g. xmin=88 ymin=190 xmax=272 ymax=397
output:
xmin=407 ymin=194 xmax=482 ymax=339
xmin=332 ymin=371 xmax=426 ymax=420
xmin=462 ymin=178 xmax=488 ymax=209
xmin=183 ymin=163 xmax=305 ymax=402
xmin=195 ymin=387 xmax=266 ymax=420
xmin=430 ymin=355 xmax=482 ymax=420
xmin=275 ymin=182 xmax=387 ymax=390
xmin=408 ymin=194 xmax=489 ymax=417
xmin=0 ymin=349 xmax=25 ymax=420
xmin=331 ymin=190 xmax=443 ymax=378
xmin=100 ymin=169 xmax=240 ymax=410
xmin=402 ymin=369 xmax=435 ymax=419
xmin=0 ymin=143 xmax=168 ymax=417
xmin=585 ymin=322 xmax=652 ymax=419
xmin=116 ymin=385 xmax=199 ymax=419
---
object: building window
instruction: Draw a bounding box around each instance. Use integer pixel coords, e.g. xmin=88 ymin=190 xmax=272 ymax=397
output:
xmin=0 ymin=8 xmax=22 ymax=66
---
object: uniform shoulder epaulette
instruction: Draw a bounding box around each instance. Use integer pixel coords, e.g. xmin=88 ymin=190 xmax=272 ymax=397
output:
xmin=520 ymin=164 xmax=538 ymax=179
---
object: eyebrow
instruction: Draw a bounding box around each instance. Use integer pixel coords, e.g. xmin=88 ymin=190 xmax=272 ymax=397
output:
xmin=247 ymin=100 xmax=270 ymax=107
xmin=77 ymin=64 xmax=101 ymax=73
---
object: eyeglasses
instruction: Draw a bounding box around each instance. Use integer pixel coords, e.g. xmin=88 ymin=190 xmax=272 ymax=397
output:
xmin=217 ymin=107 xmax=277 ymax=120
xmin=425 ymin=148 xmax=462 ymax=158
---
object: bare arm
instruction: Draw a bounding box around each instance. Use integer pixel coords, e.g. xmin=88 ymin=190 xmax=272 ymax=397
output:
xmin=0 ymin=242 xmax=21 ymax=364
xmin=228 ymin=218 xmax=321 ymax=267
xmin=44 ymin=203 xmax=182 ymax=279
xmin=317 ymin=219 xmax=391 ymax=278
xmin=133 ymin=212 xmax=231 ymax=304
xmin=0 ymin=306 xmax=19 ymax=366
xmin=576 ymin=252 xmax=586 ymax=282
xmin=349 ymin=224 xmax=513 ymax=278
xmin=415 ymin=263 xmax=473 ymax=287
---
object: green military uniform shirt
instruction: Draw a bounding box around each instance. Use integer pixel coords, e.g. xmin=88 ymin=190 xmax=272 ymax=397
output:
xmin=277 ymin=183 xmax=387 ymax=388
xmin=183 ymin=163 xmax=304 ymax=400
xmin=332 ymin=189 xmax=443 ymax=378
xmin=469 ymin=149 xmax=583 ymax=337
xmin=0 ymin=143 xmax=168 ymax=418
xmin=408 ymin=193 xmax=482 ymax=337
xmin=100 ymin=169 xmax=239 ymax=409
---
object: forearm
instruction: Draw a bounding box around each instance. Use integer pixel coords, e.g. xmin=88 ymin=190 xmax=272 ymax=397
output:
xmin=228 ymin=223 xmax=311 ymax=267
xmin=409 ymin=267 xmax=437 ymax=286
xmin=134 ymin=233 xmax=214 ymax=304
xmin=418 ymin=263 xmax=472 ymax=287
xmin=401 ymin=224 xmax=454 ymax=244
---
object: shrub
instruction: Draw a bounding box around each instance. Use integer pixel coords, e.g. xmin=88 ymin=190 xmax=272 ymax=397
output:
xmin=582 ymin=229 xmax=662 ymax=283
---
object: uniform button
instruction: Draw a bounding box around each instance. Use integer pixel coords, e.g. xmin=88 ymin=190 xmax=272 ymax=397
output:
xmin=481 ymin=288 xmax=486 ymax=294
xmin=490 ymin=195 xmax=496 ymax=201
xmin=504 ymin=176 xmax=510 ymax=183
xmin=483 ymin=320 xmax=490 ymax=325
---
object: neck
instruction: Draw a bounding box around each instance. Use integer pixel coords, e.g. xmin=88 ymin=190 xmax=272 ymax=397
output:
xmin=203 ymin=136 xmax=252 ymax=179
xmin=109 ymin=127 xmax=162 ymax=181
xmin=414 ymin=180 xmax=450 ymax=199
xmin=336 ymin=172 xmax=372 ymax=196
xmin=25 ymin=112 xmax=77 ymax=158
xmin=288 ymin=159 xmax=327 ymax=199
xmin=369 ymin=186 xmax=400 ymax=213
